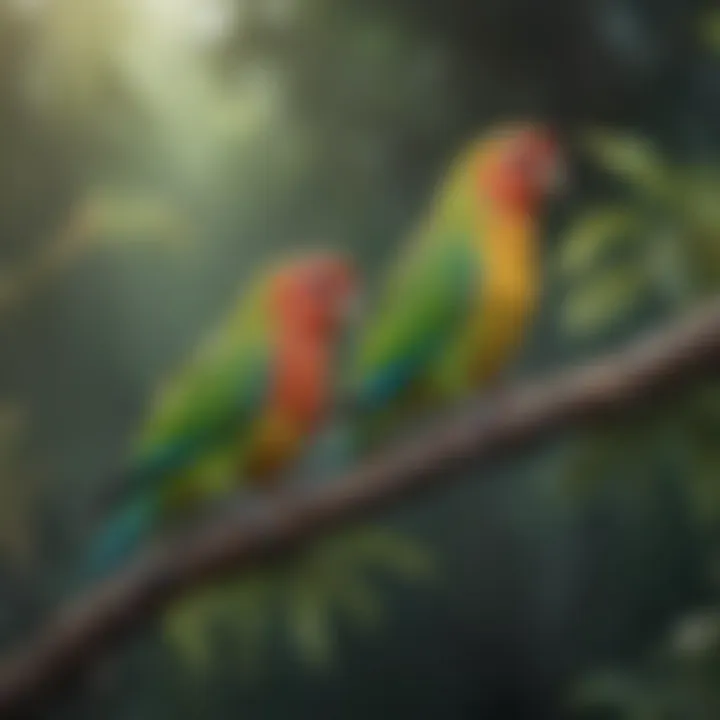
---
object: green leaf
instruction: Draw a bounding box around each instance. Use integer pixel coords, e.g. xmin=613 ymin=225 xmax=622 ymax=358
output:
xmin=672 ymin=173 xmax=720 ymax=285
xmin=583 ymin=130 xmax=668 ymax=196
xmin=571 ymin=670 xmax=646 ymax=711
xmin=678 ymin=171 xmax=720 ymax=227
xmin=669 ymin=609 xmax=720 ymax=660
xmin=211 ymin=577 xmax=273 ymax=673
xmin=164 ymin=591 xmax=222 ymax=673
xmin=558 ymin=207 xmax=645 ymax=277
xmin=698 ymin=11 xmax=720 ymax=52
xmin=64 ymin=188 xmax=194 ymax=252
xmin=329 ymin=570 xmax=385 ymax=631
xmin=562 ymin=265 xmax=650 ymax=335
xmin=163 ymin=575 xmax=272 ymax=675
xmin=284 ymin=570 xmax=335 ymax=669
xmin=328 ymin=527 xmax=435 ymax=581
xmin=646 ymin=228 xmax=695 ymax=307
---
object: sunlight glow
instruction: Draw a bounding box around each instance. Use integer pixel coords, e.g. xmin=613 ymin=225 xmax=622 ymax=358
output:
xmin=129 ymin=0 xmax=237 ymax=46
xmin=10 ymin=0 xmax=47 ymax=16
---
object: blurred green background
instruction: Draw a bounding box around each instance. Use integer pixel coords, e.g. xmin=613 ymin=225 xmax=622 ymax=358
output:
xmin=0 ymin=0 xmax=719 ymax=717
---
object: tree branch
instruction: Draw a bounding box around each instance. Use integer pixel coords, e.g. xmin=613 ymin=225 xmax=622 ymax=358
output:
xmin=1 ymin=300 xmax=720 ymax=717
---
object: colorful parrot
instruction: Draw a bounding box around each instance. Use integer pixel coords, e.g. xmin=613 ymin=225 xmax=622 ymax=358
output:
xmin=89 ymin=252 xmax=358 ymax=575
xmin=346 ymin=123 xmax=563 ymax=440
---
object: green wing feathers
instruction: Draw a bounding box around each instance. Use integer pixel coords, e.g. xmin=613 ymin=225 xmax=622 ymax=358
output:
xmin=347 ymin=141 xmax=487 ymax=418
xmin=87 ymin=282 xmax=274 ymax=577
xmin=348 ymin=233 xmax=477 ymax=415
xmin=128 ymin=281 xmax=274 ymax=507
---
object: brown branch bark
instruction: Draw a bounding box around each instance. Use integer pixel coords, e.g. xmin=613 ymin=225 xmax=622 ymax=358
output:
xmin=2 ymin=300 xmax=720 ymax=718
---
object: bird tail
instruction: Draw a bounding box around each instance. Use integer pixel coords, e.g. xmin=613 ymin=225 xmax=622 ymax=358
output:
xmin=83 ymin=497 xmax=156 ymax=582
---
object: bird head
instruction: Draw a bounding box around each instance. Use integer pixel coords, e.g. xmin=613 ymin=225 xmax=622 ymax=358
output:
xmin=270 ymin=252 xmax=359 ymax=338
xmin=475 ymin=123 xmax=564 ymax=215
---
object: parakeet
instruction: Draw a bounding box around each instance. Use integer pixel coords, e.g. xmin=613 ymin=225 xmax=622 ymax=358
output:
xmin=347 ymin=123 xmax=563 ymax=440
xmin=89 ymin=252 xmax=357 ymax=575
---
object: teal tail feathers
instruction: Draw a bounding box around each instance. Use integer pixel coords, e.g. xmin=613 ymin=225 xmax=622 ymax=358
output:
xmin=84 ymin=498 xmax=156 ymax=582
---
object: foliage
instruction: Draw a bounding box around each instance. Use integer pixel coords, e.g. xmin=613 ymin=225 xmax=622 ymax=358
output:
xmin=164 ymin=526 xmax=434 ymax=675
xmin=572 ymin=608 xmax=720 ymax=719
xmin=559 ymin=131 xmax=720 ymax=337
xmin=0 ymin=190 xmax=192 ymax=325
xmin=558 ymin=128 xmax=720 ymax=512
xmin=698 ymin=9 xmax=720 ymax=53
xmin=559 ymin=130 xmax=720 ymax=718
